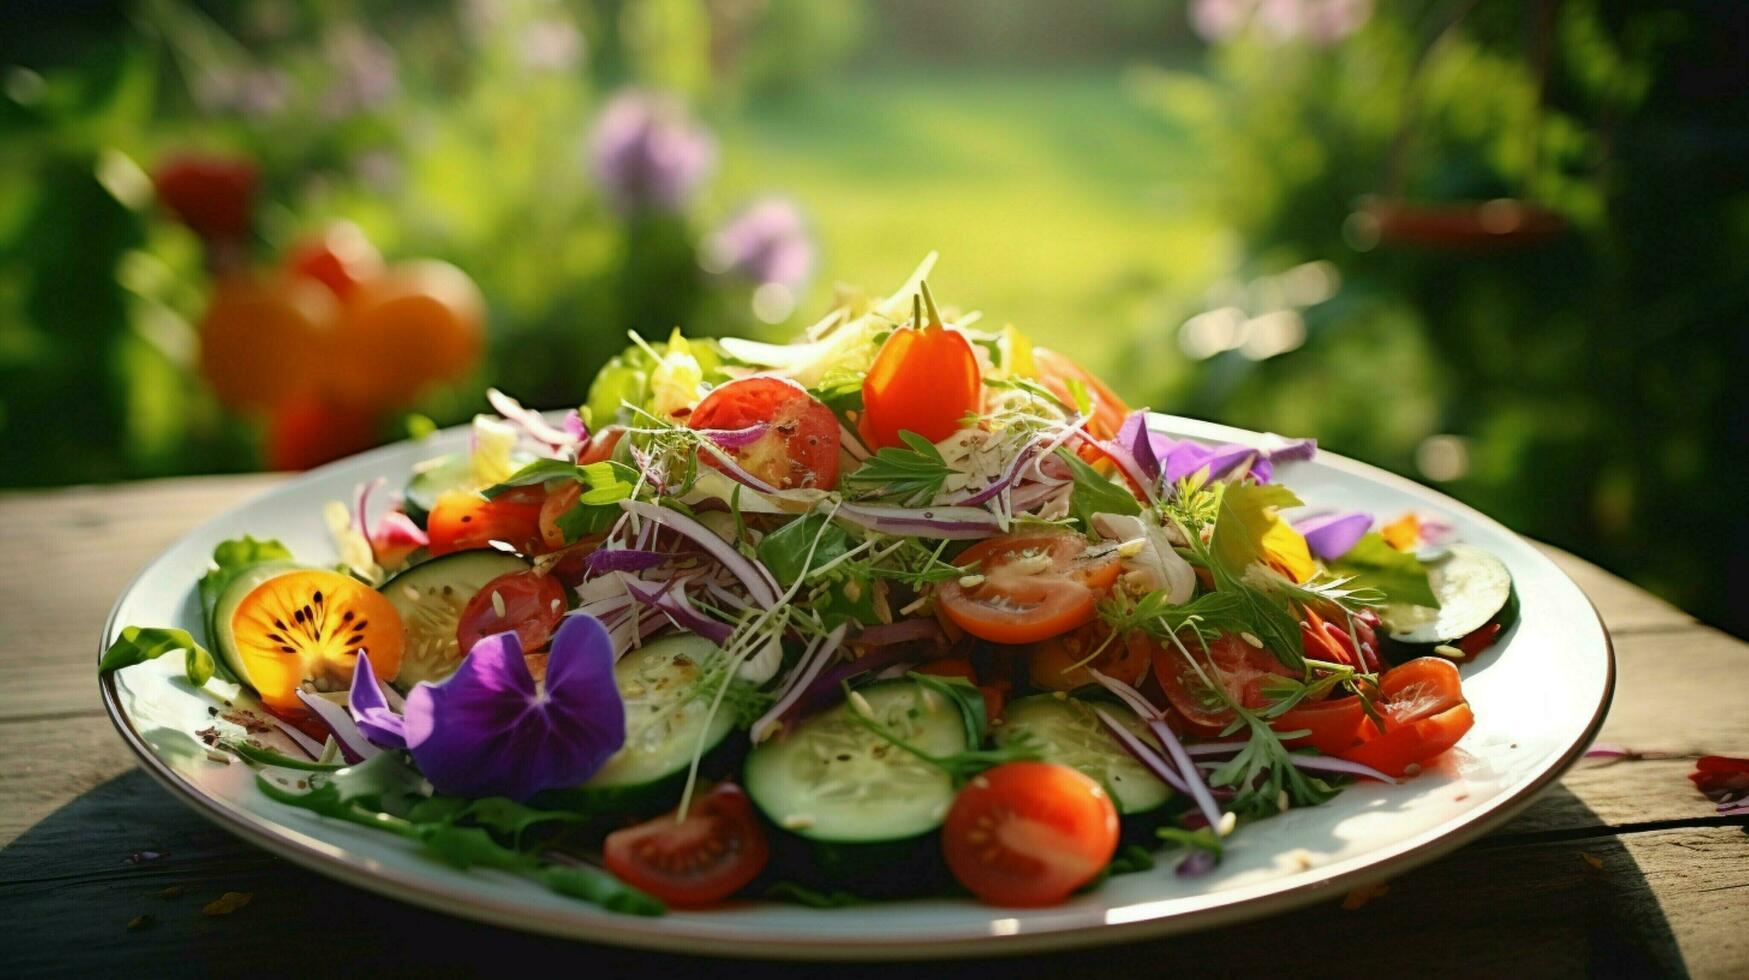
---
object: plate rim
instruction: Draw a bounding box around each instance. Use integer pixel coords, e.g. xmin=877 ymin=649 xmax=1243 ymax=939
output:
xmin=96 ymin=414 xmax=1616 ymax=960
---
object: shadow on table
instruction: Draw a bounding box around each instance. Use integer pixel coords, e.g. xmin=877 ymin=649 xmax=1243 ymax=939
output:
xmin=0 ymin=771 xmax=1696 ymax=978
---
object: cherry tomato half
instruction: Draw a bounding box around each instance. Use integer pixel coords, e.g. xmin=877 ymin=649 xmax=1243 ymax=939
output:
xmin=941 ymin=762 xmax=1119 ymax=907
xmin=859 ymin=292 xmax=980 ymax=449
xmin=1028 ymin=622 xmax=1148 ymax=692
xmin=937 ymin=532 xmax=1121 ymax=645
xmin=1340 ymin=702 xmax=1474 ymax=778
xmin=457 ymin=570 xmax=567 ymax=655
xmin=1144 ymin=632 xmax=1295 ymax=735
xmin=603 ymin=783 xmax=770 ymax=908
xmin=1374 ymin=656 xmax=1465 ymax=726
xmin=688 ymin=377 xmax=840 ymax=490
xmin=426 ymin=488 xmax=547 ymax=556
xmin=1270 ymin=696 xmax=1368 ymax=755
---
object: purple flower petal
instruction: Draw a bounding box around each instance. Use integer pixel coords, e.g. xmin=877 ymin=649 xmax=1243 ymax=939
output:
xmin=402 ymin=617 xmax=625 ymax=800
xmin=1116 ymin=411 xmax=1164 ymax=484
xmin=1295 ymin=511 xmax=1373 ymax=560
xmin=584 ymin=548 xmax=673 ymax=575
xmin=349 ymin=653 xmax=407 ymax=750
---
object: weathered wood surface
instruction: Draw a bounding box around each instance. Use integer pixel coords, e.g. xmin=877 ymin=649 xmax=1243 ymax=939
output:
xmin=0 ymin=475 xmax=1743 ymax=977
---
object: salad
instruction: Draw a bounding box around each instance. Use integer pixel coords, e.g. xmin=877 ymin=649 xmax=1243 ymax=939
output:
xmin=102 ymin=256 xmax=1517 ymax=914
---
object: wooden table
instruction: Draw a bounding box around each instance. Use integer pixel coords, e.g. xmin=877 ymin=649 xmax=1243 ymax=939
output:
xmin=1 ymin=475 xmax=1744 ymax=977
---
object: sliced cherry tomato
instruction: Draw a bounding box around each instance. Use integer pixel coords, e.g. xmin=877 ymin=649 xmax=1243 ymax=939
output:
xmin=859 ymin=288 xmax=981 ymax=449
xmin=1032 ymin=347 xmax=1130 ymax=441
xmin=1374 ymin=656 xmax=1465 ymax=726
xmin=578 ymin=426 xmax=625 ymax=466
xmin=1271 ymin=696 xmax=1367 ymax=754
xmin=688 ymin=377 xmax=840 ymax=490
xmin=1457 ymin=621 xmax=1503 ymax=657
xmin=153 ymin=153 xmax=257 ymax=240
xmin=538 ymin=481 xmax=583 ymax=552
xmin=913 ymin=657 xmax=1005 ymax=719
xmin=941 ymin=761 xmax=1119 ymax=907
xmin=1028 ymin=622 xmax=1148 ymax=692
xmin=1340 ymin=702 xmax=1474 ymax=778
xmin=457 ymin=570 xmax=567 ymax=655
xmin=426 ymin=487 xmax=546 ymax=556
xmin=284 ymin=222 xmax=383 ymax=299
xmin=937 ymin=532 xmax=1121 ymax=645
xmin=603 ymin=783 xmax=770 ymax=908
xmin=1143 ymin=632 xmax=1295 ymax=735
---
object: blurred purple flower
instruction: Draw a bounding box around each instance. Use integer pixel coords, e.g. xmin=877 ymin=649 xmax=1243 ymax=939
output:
xmin=192 ymin=67 xmax=291 ymax=119
xmin=589 ymin=90 xmax=716 ymax=214
xmin=520 ymin=19 xmax=584 ymax=73
xmin=702 ymin=198 xmax=815 ymax=288
xmin=1189 ymin=0 xmax=1370 ymax=46
xmin=1191 ymin=0 xmax=1256 ymax=42
xmin=322 ymin=25 xmax=399 ymax=119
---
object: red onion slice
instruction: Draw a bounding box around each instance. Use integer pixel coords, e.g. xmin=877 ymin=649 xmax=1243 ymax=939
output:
xmin=293 ymin=689 xmax=376 ymax=763
xmin=750 ymin=623 xmax=849 ymax=743
xmin=852 ymin=618 xmax=945 ymax=647
xmin=621 ymin=500 xmax=781 ymax=607
xmin=1094 ymin=707 xmax=1191 ymax=796
xmin=836 ymin=502 xmax=1003 ymax=539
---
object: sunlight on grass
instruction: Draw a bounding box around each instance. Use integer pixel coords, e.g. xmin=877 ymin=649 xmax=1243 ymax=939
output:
xmin=715 ymin=69 xmax=1232 ymax=369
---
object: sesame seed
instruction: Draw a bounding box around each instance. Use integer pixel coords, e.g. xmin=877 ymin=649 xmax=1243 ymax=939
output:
xmin=780 ymin=814 xmax=814 ymax=831
xmin=957 ymin=574 xmax=986 ymax=589
xmin=1218 ymin=811 xmax=1238 ymax=837
xmin=490 ymin=591 xmax=507 ymax=618
xmin=847 ymin=690 xmax=874 ymax=718
xmin=1433 ymin=644 xmax=1466 ymax=660
xmin=1240 ymin=632 xmax=1264 ymax=649
xmin=1116 ymin=537 xmax=1147 ymax=559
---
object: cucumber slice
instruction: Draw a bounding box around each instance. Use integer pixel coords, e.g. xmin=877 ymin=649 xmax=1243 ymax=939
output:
xmin=578 ymin=634 xmax=739 ymax=805
xmin=402 ymin=453 xmax=474 ymax=528
xmin=996 ymin=695 xmax=1171 ymax=815
xmin=211 ymin=561 xmax=302 ymax=688
xmin=378 ymin=551 xmax=531 ymax=688
xmin=1379 ymin=543 xmax=1514 ymax=645
xmin=744 ymin=680 xmax=964 ymax=844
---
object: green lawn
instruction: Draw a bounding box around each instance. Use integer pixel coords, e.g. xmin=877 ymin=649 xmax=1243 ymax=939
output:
xmin=714 ymin=68 xmax=1224 ymax=372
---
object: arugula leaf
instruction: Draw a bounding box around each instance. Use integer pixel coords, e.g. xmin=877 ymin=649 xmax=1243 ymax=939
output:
xmin=1056 ymin=447 xmax=1140 ymax=532
xmin=842 ymin=431 xmax=953 ymax=505
xmin=757 ymin=514 xmax=853 ymax=587
xmin=100 ymin=626 xmax=216 ymax=688
xmin=482 ymin=459 xmax=583 ymax=498
xmin=1327 ymin=533 xmax=1440 ymax=608
xmin=1209 ymin=482 xmax=1303 ymax=575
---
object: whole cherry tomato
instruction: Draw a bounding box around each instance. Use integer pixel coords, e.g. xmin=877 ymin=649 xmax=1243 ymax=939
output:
xmin=859 ymin=284 xmax=981 ymax=449
xmin=198 ymin=274 xmax=338 ymax=412
xmin=284 ymin=222 xmax=384 ymax=299
xmin=327 ymin=260 xmax=486 ymax=410
xmin=153 ymin=153 xmax=257 ymax=240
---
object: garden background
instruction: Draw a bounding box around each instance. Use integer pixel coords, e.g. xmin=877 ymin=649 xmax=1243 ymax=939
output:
xmin=2 ymin=0 xmax=1744 ymax=637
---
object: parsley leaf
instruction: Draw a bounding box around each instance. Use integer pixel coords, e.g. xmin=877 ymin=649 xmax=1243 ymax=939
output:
xmin=1327 ymin=533 xmax=1440 ymax=608
xmin=842 ymin=431 xmax=953 ymax=505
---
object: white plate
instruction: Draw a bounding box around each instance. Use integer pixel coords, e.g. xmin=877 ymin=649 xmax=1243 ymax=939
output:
xmin=99 ymin=414 xmax=1612 ymax=959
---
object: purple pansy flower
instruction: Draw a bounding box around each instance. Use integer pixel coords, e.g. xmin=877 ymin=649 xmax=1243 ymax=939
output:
xmin=588 ymin=90 xmax=716 ymax=214
xmin=1112 ymin=411 xmax=1316 ymax=488
xmin=701 ymin=198 xmax=815 ymax=288
xmin=1294 ymin=510 xmax=1373 ymax=560
xmin=348 ymin=615 xmax=625 ymax=801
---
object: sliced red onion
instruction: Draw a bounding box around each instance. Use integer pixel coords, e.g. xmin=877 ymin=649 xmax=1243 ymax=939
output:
xmin=951 ymin=438 xmax=1043 ymax=506
xmin=607 ymin=603 xmax=673 ymax=658
xmin=266 ymin=715 xmax=325 ymax=760
xmin=750 ymin=623 xmax=849 ymax=743
xmin=1072 ymin=429 xmax=1156 ymax=502
xmin=487 ymin=388 xmax=580 ymax=452
xmin=1283 ymin=753 xmax=1397 ymax=784
xmin=702 ymin=580 xmax=751 ymax=612
xmin=1176 ymin=848 xmax=1219 ymax=878
xmin=698 ymin=423 xmax=769 ymax=449
xmin=1718 ymin=799 xmax=1749 ymax=815
xmin=784 ymin=643 xmax=920 ymax=726
xmin=584 ymin=548 xmax=673 ymax=575
xmin=852 ymin=618 xmax=944 ymax=647
xmin=621 ymin=500 xmax=781 ymax=607
xmin=1007 ymin=481 xmax=1068 ymax=513
xmin=1583 ymin=743 xmax=1631 ymax=759
xmin=1094 ymin=707 xmax=1191 ymax=795
xmin=838 ymin=422 xmax=870 ymax=462
xmin=836 ymin=502 xmax=1002 ymax=540
xmin=293 ymin=689 xmax=375 ymax=763
xmin=622 ymin=577 xmax=735 ymax=646
xmin=1185 ymin=740 xmax=1252 ymax=757
xmin=1088 ymin=668 xmax=1224 ymax=833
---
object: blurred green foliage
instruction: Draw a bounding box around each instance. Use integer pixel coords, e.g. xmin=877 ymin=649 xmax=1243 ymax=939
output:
xmin=0 ymin=1 xmax=1742 ymax=635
